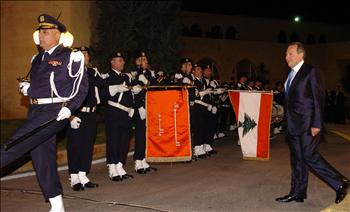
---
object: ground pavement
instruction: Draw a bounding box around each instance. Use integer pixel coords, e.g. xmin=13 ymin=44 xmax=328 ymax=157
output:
xmin=1 ymin=127 xmax=349 ymax=212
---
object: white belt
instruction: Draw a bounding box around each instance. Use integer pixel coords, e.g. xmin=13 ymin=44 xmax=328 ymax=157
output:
xmin=194 ymin=100 xmax=212 ymax=111
xmin=30 ymin=97 xmax=65 ymax=105
xmin=80 ymin=106 xmax=96 ymax=113
xmin=108 ymin=100 xmax=134 ymax=118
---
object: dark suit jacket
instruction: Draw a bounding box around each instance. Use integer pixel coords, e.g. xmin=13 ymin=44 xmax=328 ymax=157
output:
xmin=285 ymin=63 xmax=325 ymax=135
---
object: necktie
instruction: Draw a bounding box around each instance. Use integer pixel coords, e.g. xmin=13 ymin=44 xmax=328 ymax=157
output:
xmin=285 ymin=70 xmax=295 ymax=94
xmin=42 ymin=52 xmax=50 ymax=61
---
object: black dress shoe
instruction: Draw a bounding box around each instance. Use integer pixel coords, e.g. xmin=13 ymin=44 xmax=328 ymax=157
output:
xmin=335 ymin=184 xmax=348 ymax=204
xmin=275 ymin=195 xmax=304 ymax=203
xmin=121 ymin=174 xmax=134 ymax=179
xmin=343 ymin=178 xmax=350 ymax=187
xmin=208 ymin=150 xmax=217 ymax=155
xmin=110 ymin=176 xmax=123 ymax=182
xmin=84 ymin=181 xmax=99 ymax=188
xmin=72 ymin=183 xmax=84 ymax=191
xmin=197 ymin=154 xmax=206 ymax=159
xmin=144 ymin=167 xmax=158 ymax=172
xmin=136 ymin=168 xmax=146 ymax=174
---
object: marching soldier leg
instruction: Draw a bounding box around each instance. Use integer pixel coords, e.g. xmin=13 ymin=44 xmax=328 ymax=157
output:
xmin=1 ymin=118 xmax=68 ymax=169
xmin=30 ymin=136 xmax=63 ymax=200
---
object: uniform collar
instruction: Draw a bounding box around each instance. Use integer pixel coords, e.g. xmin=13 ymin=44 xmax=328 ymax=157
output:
xmin=45 ymin=43 xmax=61 ymax=55
xmin=112 ymin=68 xmax=122 ymax=75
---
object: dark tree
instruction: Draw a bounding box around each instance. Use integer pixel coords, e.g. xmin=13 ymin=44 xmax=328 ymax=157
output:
xmin=93 ymin=1 xmax=183 ymax=73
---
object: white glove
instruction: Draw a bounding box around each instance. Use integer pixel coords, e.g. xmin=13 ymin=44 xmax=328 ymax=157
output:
xmin=150 ymin=70 xmax=156 ymax=78
xmin=100 ymin=73 xmax=109 ymax=79
xmin=138 ymin=74 xmax=148 ymax=85
xmin=109 ymin=84 xmax=128 ymax=96
xmin=132 ymin=85 xmax=142 ymax=94
xmin=130 ymin=71 xmax=138 ymax=78
xmin=174 ymin=73 xmax=183 ymax=79
xmin=214 ymin=88 xmax=225 ymax=94
xmin=210 ymin=81 xmax=217 ymax=88
xmin=19 ymin=82 xmax=30 ymax=96
xmin=182 ymin=77 xmax=191 ymax=84
xmin=70 ymin=117 xmax=81 ymax=129
xmin=57 ymin=107 xmax=71 ymax=121
xmin=199 ymin=89 xmax=210 ymax=97
xmin=138 ymin=107 xmax=146 ymax=120
xmin=211 ymin=106 xmax=218 ymax=114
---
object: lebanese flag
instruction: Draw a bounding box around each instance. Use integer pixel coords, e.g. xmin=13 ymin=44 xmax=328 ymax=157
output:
xmin=228 ymin=90 xmax=273 ymax=160
xmin=146 ymin=89 xmax=192 ymax=162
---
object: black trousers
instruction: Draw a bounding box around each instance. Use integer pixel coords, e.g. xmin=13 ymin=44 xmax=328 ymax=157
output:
xmin=287 ymin=132 xmax=343 ymax=198
xmin=1 ymin=105 xmax=68 ymax=200
xmin=219 ymin=107 xmax=229 ymax=133
xmin=133 ymin=110 xmax=146 ymax=160
xmin=105 ymin=107 xmax=132 ymax=165
xmin=192 ymin=105 xmax=207 ymax=146
xmin=67 ymin=112 xmax=96 ymax=174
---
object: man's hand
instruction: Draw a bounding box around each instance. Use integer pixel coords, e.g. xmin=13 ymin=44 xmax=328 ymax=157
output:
xmin=57 ymin=107 xmax=71 ymax=121
xmin=138 ymin=107 xmax=146 ymax=120
xmin=19 ymin=82 xmax=30 ymax=96
xmin=132 ymin=85 xmax=142 ymax=94
xmin=311 ymin=128 xmax=320 ymax=137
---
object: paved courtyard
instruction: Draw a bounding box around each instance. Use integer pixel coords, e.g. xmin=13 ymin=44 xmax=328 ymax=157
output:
xmin=1 ymin=128 xmax=350 ymax=212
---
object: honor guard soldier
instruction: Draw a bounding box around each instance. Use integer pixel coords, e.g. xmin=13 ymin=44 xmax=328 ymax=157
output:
xmin=66 ymin=46 xmax=106 ymax=191
xmin=133 ymin=52 xmax=158 ymax=174
xmin=173 ymin=58 xmax=193 ymax=85
xmin=237 ymin=75 xmax=248 ymax=90
xmin=254 ymin=78 xmax=265 ymax=91
xmin=176 ymin=58 xmax=196 ymax=136
xmin=105 ymin=52 xmax=139 ymax=181
xmin=217 ymin=82 xmax=231 ymax=138
xmin=202 ymin=65 xmax=222 ymax=154
xmin=1 ymin=14 xmax=88 ymax=212
xmin=191 ymin=64 xmax=209 ymax=159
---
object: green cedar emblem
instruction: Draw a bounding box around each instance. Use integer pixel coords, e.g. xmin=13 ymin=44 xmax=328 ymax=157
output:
xmin=238 ymin=113 xmax=257 ymax=137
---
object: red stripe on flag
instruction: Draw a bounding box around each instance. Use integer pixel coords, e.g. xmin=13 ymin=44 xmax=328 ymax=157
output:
xmin=229 ymin=91 xmax=240 ymax=123
xmin=257 ymin=94 xmax=273 ymax=158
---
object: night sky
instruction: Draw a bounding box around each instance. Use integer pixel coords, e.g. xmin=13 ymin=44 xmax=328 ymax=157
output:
xmin=181 ymin=0 xmax=350 ymax=24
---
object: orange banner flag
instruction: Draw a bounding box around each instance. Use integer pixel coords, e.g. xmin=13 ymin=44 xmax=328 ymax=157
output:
xmin=146 ymin=89 xmax=192 ymax=162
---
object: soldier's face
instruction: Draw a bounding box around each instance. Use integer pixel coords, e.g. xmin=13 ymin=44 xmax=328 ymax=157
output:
xmin=193 ymin=67 xmax=202 ymax=78
xmin=203 ymin=68 xmax=212 ymax=78
xmin=111 ymin=57 xmax=125 ymax=71
xmin=139 ymin=56 xmax=148 ymax=69
xmin=82 ymin=51 xmax=90 ymax=65
xmin=39 ymin=29 xmax=60 ymax=51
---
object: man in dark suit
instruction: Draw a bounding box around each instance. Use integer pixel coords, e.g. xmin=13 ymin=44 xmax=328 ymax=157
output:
xmin=275 ymin=42 xmax=348 ymax=204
